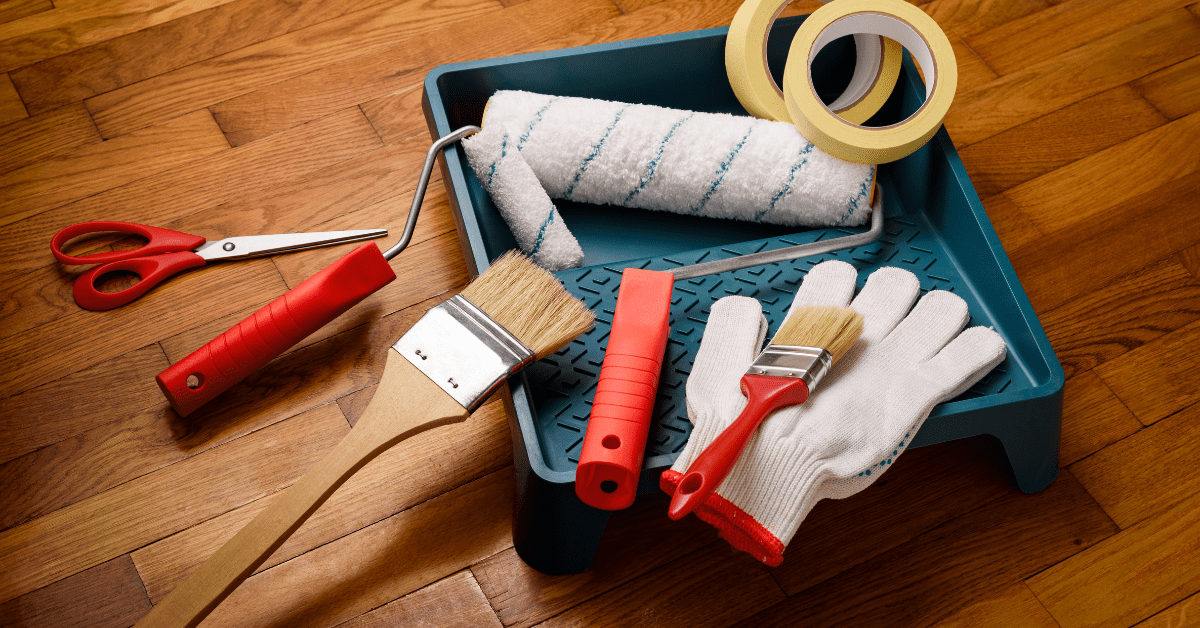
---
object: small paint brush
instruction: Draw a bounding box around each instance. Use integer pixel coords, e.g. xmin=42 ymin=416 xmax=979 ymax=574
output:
xmin=667 ymin=304 xmax=863 ymax=520
xmin=135 ymin=251 xmax=593 ymax=628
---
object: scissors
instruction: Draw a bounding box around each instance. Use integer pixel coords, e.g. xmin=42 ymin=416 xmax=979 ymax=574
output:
xmin=51 ymin=221 xmax=389 ymax=311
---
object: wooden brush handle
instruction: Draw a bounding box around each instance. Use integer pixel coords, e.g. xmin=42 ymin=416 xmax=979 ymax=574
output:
xmin=135 ymin=349 xmax=469 ymax=628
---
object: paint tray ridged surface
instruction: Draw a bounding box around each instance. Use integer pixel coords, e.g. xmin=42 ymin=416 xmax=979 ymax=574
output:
xmin=421 ymin=16 xmax=1064 ymax=574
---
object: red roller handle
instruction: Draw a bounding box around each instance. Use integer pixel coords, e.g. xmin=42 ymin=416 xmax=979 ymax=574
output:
xmin=667 ymin=373 xmax=810 ymax=520
xmin=575 ymin=268 xmax=674 ymax=510
xmin=156 ymin=242 xmax=397 ymax=417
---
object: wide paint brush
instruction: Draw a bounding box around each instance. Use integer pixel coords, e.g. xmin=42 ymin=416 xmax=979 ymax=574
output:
xmin=134 ymin=251 xmax=593 ymax=628
xmin=667 ymin=304 xmax=863 ymax=520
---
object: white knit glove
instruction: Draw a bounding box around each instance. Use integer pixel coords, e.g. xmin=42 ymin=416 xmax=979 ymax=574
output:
xmin=661 ymin=260 xmax=1007 ymax=566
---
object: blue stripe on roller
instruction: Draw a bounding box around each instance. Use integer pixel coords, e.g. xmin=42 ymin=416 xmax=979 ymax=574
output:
xmin=530 ymin=206 xmax=558 ymax=257
xmin=486 ymin=132 xmax=511 ymax=190
xmin=755 ymin=143 xmax=813 ymax=221
xmin=835 ymin=170 xmax=874 ymax=226
xmin=565 ymin=105 xmax=628 ymax=199
xmin=519 ymin=96 xmax=561 ymax=149
xmin=624 ymin=112 xmax=694 ymax=206
xmin=691 ymin=126 xmax=753 ymax=215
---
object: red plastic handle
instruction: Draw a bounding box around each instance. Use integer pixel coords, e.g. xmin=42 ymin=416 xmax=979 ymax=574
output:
xmin=155 ymin=242 xmax=397 ymax=417
xmin=51 ymin=221 xmax=206 ymax=265
xmin=72 ymin=251 xmax=207 ymax=310
xmin=575 ymin=268 xmax=675 ymax=510
xmin=667 ymin=373 xmax=811 ymax=520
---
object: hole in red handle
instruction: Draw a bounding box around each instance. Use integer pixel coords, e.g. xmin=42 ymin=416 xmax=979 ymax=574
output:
xmin=94 ymin=269 xmax=142 ymax=294
xmin=60 ymin=232 xmax=149 ymax=262
xmin=602 ymin=435 xmax=620 ymax=449
xmin=186 ymin=373 xmax=204 ymax=390
xmin=678 ymin=473 xmax=702 ymax=495
xmin=600 ymin=480 xmax=618 ymax=493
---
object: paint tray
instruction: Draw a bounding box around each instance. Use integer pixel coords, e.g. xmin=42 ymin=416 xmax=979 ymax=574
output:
xmin=421 ymin=16 xmax=1064 ymax=574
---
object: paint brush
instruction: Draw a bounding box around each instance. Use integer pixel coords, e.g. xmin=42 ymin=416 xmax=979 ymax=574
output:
xmin=135 ymin=251 xmax=593 ymax=628
xmin=667 ymin=304 xmax=863 ymax=520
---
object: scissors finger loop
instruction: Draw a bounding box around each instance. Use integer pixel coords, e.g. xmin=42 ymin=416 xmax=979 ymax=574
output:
xmin=52 ymin=221 xmax=206 ymax=265
xmin=73 ymin=251 xmax=207 ymax=311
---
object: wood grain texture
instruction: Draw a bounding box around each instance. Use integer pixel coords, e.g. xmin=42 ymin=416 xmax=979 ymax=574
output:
xmin=952 ymin=39 xmax=999 ymax=94
xmin=957 ymin=86 xmax=1168 ymax=198
xmin=1134 ymin=593 xmax=1200 ymax=628
xmin=1181 ymin=242 xmax=1200 ymax=280
xmin=337 ymin=571 xmax=503 ymax=628
xmin=1135 ymin=55 xmax=1200 ymax=120
xmin=1058 ymin=371 xmax=1142 ymax=467
xmin=0 ymin=73 xmax=26 ymax=125
xmin=0 ymin=0 xmax=244 ymax=73
xmin=1008 ymin=170 xmax=1200 ymax=313
xmin=1071 ymin=401 xmax=1200 ymax=528
xmin=188 ymin=469 xmax=514 ymax=628
xmin=134 ymin=393 xmax=510 ymax=603
xmin=922 ymin=0 xmax=1051 ymax=38
xmin=0 ymin=344 xmax=168 ymax=465
xmin=944 ymin=9 xmax=1200 ymax=146
xmin=927 ymin=583 xmax=1061 ymax=628
xmin=978 ymin=193 xmax=1043 ymax=250
xmin=209 ymin=0 xmax=620 ymax=146
xmin=1040 ymin=257 xmax=1200 ymax=381
xmin=733 ymin=472 xmax=1117 ymax=628
xmin=1095 ymin=319 xmax=1200 ymax=425
xmin=965 ymin=0 xmax=1195 ymax=75
xmin=0 ymin=0 xmax=52 ymax=25
xmin=471 ymin=493 xmax=720 ymax=628
xmin=0 ymin=556 xmax=150 ymax=628
xmin=0 ymin=109 xmax=228 ymax=228
xmin=0 ymin=102 xmax=101 ymax=176
xmin=0 ymin=403 xmax=349 ymax=604
xmin=1005 ymin=110 xmax=1200 ymax=235
xmin=537 ymin=541 xmax=786 ymax=628
xmin=7 ymin=0 xmax=391 ymax=116
xmin=0 ymin=106 xmax=381 ymax=278
xmin=83 ymin=0 xmax=503 ymax=139
xmin=1026 ymin=484 xmax=1200 ymax=628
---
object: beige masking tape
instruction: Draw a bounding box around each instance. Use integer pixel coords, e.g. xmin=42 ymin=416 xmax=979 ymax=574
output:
xmin=726 ymin=0 xmax=903 ymax=125
xmin=783 ymin=0 xmax=957 ymax=164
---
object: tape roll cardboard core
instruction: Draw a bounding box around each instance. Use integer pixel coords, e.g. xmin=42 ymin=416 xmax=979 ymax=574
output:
xmin=726 ymin=0 xmax=903 ymax=125
xmin=783 ymin=0 xmax=957 ymax=164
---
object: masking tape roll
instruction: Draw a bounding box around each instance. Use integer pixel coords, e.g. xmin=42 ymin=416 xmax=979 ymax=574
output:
xmin=783 ymin=0 xmax=957 ymax=164
xmin=726 ymin=0 xmax=903 ymax=125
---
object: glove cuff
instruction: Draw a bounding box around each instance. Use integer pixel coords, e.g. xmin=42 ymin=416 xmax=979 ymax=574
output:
xmin=661 ymin=470 xmax=787 ymax=566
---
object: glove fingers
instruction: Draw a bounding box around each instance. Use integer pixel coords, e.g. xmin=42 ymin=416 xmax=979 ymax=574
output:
xmin=787 ymin=260 xmax=857 ymax=315
xmin=877 ymin=290 xmax=970 ymax=366
xmin=916 ymin=326 xmax=1008 ymax=401
xmin=847 ymin=267 xmax=921 ymax=347
xmin=690 ymin=296 xmax=768 ymax=375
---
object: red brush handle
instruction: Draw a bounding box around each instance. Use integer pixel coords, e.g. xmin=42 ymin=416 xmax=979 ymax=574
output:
xmin=575 ymin=268 xmax=674 ymax=510
xmin=156 ymin=243 xmax=396 ymax=417
xmin=667 ymin=373 xmax=810 ymax=520
xmin=73 ymin=251 xmax=207 ymax=310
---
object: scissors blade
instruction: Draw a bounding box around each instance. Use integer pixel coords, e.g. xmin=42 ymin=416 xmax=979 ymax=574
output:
xmin=195 ymin=229 xmax=389 ymax=262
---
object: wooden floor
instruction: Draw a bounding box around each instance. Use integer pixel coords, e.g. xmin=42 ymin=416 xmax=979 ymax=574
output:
xmin=1 ymin=0 xmax=1199 ymax=625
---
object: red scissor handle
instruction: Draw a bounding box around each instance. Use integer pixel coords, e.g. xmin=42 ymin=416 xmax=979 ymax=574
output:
xmin=51 ymin=221 xmax=206 ymax=265
xmin=73 ymin=251 xmax=207 ymax=310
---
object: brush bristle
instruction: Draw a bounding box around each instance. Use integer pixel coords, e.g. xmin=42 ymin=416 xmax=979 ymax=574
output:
xmin=461 ymin=251 xmax=595 ymax=359
xmin=771 ymin=305 xmax=864 ymax=364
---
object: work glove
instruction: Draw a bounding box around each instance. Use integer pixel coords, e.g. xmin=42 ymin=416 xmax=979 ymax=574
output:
xmin=661 ymin=260 xmax=1007 ymax=566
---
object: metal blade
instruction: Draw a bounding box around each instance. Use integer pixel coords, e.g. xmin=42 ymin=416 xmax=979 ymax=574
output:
xmin=195 ymin=228 xmax=389 ymax=261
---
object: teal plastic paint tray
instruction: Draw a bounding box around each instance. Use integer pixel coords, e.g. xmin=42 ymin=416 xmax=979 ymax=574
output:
xmin=421 ymin=16 xmax=1064 ymax=574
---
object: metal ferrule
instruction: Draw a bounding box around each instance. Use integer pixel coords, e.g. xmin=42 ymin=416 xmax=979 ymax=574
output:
xmin=745 ymin=345 xmax=834 ymax=392
xmin=393 ymin=294 xmax=535 ymax=411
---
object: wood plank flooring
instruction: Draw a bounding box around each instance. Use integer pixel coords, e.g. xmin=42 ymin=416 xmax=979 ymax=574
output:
xmin=1 ymin=0 xmax=1198 ymax=626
